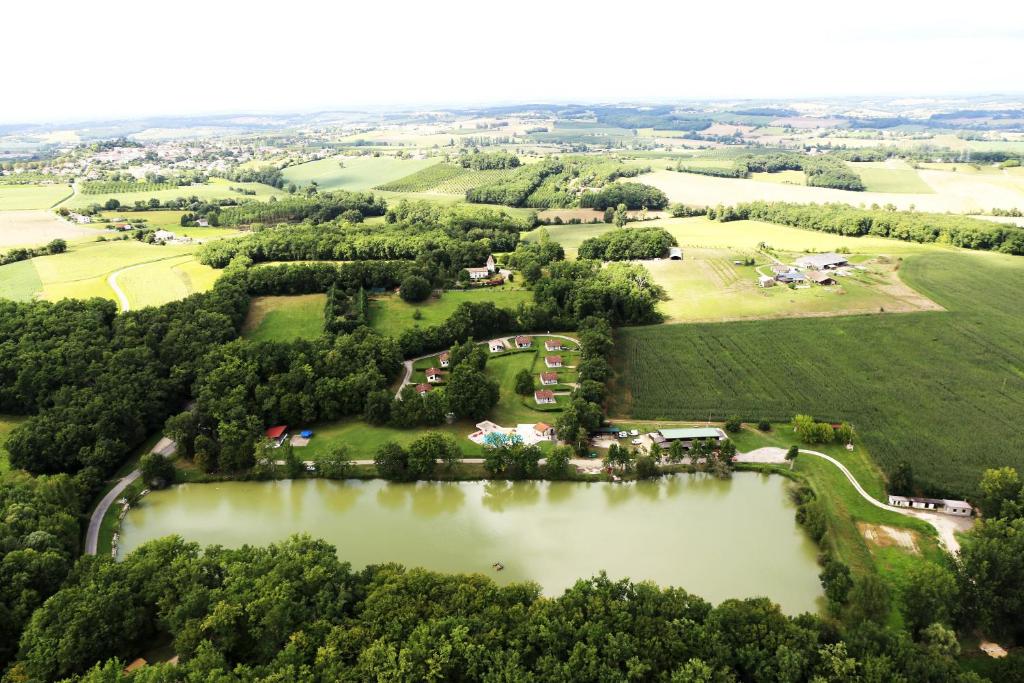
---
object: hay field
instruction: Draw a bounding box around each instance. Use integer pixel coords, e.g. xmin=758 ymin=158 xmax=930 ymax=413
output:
xmin=242 ymin=294 xmax=327 ymax=342
xmin=850 ymin=160 xmax=933 ymax=194
xmin=115 ymin=254 xmax=222 ymax=309
xmin=0 ymin=184 xmax=73 ymax=210
xmin=281 ymin=156 xmax=436 ymax=191
xmin=0 ymin=210 xmax=103 ymax=248
xmin=635 ymin=167 xmax=1024 ymax=213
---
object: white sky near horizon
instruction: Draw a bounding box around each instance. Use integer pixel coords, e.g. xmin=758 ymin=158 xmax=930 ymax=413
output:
xmin=3 ymin=0 xmax=1023 ymax=124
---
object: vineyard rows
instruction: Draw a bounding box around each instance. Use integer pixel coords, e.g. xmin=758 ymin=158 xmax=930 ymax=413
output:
xmin=80 ymin=181 xmax=179 ymax=195
xmin=375 ymin=163 xmax=516 ymax=194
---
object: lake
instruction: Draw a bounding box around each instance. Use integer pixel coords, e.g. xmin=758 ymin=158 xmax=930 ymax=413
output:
xmin=117 ymin=472 xmax=823 ymax=613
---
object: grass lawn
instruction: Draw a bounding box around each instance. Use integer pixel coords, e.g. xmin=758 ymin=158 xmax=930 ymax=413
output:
xmin=242 ymin=294 xmax=327 ymax=342
xmin=0 ymin=184 xmax=74 ymax=210
xmin=65 ymin=178 xmax=285 ymax=210
xmin=610 ymin=248 xmax=1024 ymax=497
xmin=0 ymin=415 xmax=27 ymax=473
xmin=367 ymin=286 xmax=534 ymax=338
xmin=521 ymin=223 xmax=614 ymax=258
xmin=0 ymin=259 xmax=43 ymax=301
xmin=293 ymin=419 xmax=489 ymax=460
xmin=281 ymin=156 xmax=437 ymax=191
xmin=485 ymin=349 xmax=576 ymax=425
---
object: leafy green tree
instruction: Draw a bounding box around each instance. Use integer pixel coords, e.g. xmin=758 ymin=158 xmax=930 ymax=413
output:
xmin=363 ymin=389 xmax=392 ymax=425
xmin=408 ymin=432 xmax=461 ymax=477
xmin=45 ymin=239 xmax=67 ymax=254
xmin=848 ymin=574 xmax=891 ymax=624
xmin=545 ymin=445 xmax=572 ymax=478
xmin=785 ymin=445 xmax=799 ymax=461
xmin=514 ymin=369 xmax=534 ymax=396
xmin=757 ymin=419 xmax=771 ymax=432
xmin=900 ymin=561 xmax=958 ymax=636
xmin=399 ymin=275 xmax=432 ymax=303
xmin=889 ymin=461 xmax=914 ymax=495
xmin=139 ymin=452 xmax=174 ymax=488
xmin=613 ymin=203 xmax=629 ymax=227
xmin=374 ymin=442 xmax=410 ymax=481
xmin=636 ymin=455 xmax=659 ymax=479
xmin=979 ymin=466 xmax=1022 ymax=519
xmin=445 ymin=365 xmax=499 ymax=420
xmin=819 ymin=560 xmax=853 ymax=611
xmin=319 ymin=445 xmax=353 ymax=478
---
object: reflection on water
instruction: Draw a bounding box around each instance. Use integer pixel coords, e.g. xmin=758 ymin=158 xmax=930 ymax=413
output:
xmin=118 ymin=473 xmax=823 ymax=613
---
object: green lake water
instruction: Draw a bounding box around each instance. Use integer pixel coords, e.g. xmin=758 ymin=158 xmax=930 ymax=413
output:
xmin=117 ymin=472 xmax=823 ymax=613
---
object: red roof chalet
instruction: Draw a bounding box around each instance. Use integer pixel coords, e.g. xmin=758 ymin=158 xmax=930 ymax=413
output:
xmin=265 ymin=425 xmax=288 ymax=439
xmin=415 ymin=383 xmax=432 ymax=394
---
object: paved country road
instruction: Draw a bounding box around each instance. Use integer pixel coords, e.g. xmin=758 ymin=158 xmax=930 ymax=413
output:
xmin=84 ymin=437 xmax=176 ymax=555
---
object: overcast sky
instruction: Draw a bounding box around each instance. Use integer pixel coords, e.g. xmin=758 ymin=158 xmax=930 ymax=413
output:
xmin=4 ymin=0 xmax=1023 ymax=124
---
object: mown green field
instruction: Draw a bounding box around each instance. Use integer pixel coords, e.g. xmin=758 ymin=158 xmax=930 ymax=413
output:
xmin=849 ymin=161 xmax=933 ymax=193
xmin=367 ymin=287 xmax=534 ymax=338
xmin=281 ymin=156 xmax=436 ymax=191
xmin=610 ymin=249 xmax=1024 ymax=496
xmin=242 ymin=294 xmax=327 ymax=342
xmin=484 ymin=348 xmax=578 ymax=425
xmin=117 ymin=255 xmax=222 ymax=309
xmin=64 ymin=178 xmax=284 ymax=210
xmin=0 ymin=259 xmax=43 ymax=301
xmin=0 ymin=184 xmax=73 ymax=210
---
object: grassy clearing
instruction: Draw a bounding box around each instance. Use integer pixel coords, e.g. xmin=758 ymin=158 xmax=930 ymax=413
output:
xmin=0 ymin=259 xmax=42 ymax=301
xmin=242 ymin=294 xmax=327 ymax=342
xmin=0 ymin=184 xmax=73 ymax=210
xmin=65 ymin=178 xmax=284 ymax=210
xmin=116 ymin=255 xmax=222 ymax=309
xmin=0 ymin=415 xmax=27 ymax=473
xmin=610 ymin=249 xmax=1024 ymax=496
xmin=0 ymin=210 xmax=106 ymax=249
xmin=290 ymin=419 xmax=490 ymax=460
xmin=281 ymin=156 xmax=436 ymax=191
xmin=367 ymin=287 xmax=533 ymax=338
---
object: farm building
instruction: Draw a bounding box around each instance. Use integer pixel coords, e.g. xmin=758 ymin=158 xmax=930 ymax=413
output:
xmin=795 ymin=253 xmax=849 ymax=270
xmin=69 ymin=212 xmax=91 ymax=224
xmin=415 ymin=383 xmax=432 ymax=396
xmin=545 ymin=339 xmax=563 ymax=351
xmin=438 ymin=351 xmax=450 ymax=367
xmin=770 ymin=264 xmax=793 ymax=274
xmin=545 ymin=355 xmax=563 ymax=368
xmin=806 ymin=271 xmax=836 ymax=285
xmin=758 ymin=275 xmax=776 ymax=288
xmin=467 ymin=267 xmax=490 ymax=280
xmin=540 ymin=371 xmax=559 ymax=385
xmin=265 ymin=425 xmax=288 ymax=447
xmin=776 ymin=271 xmax=807 ymax=284
xmin=534 ymin=422 xmax=555 ymax=439
xmin=154 ymin=229 xmax=176 ymax=241
xmin=486 ymin=254 xmax=496 ymax=273
xmin=515 ymin=335 xmax=533 ymax=349
xmin=649 ymin=427 xmax=726 ymax=448
xmin=888 ymin=496 xmax=972 ymax=516
xmin=669 ymin=247 xmax=683 ymax=260
xmin=534 ymin=390 xmax=556 ymax=405
xmin=489 ymin=339 xmax=506 ymax=353
xmin=425 ymin=368 xmax=444 ymax=383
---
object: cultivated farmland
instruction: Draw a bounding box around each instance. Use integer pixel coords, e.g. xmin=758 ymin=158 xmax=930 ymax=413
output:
xmin=0 ymin=210 xmax=102 ymax=248
xmin=0 ymin=184 xmax=73 ymax=210
xmin=63 ymin=178 xmax=285 ymax=210
xmin=610 ymin=249 xmax=1024 ymax=496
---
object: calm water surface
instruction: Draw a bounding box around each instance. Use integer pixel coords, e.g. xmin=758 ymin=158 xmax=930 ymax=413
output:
xmin=118 ymin=472 xmax=823 ymax=612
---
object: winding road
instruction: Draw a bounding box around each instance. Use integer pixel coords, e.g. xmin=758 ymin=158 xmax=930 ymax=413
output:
xmin=735 ymin=447 xmax=972 ymax=554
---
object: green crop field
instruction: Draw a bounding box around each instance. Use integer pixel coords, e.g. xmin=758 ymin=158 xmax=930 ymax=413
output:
xmin=610 ymin=249 xmax=1024 ymax=496
xmin=849 ymin=161 xmax=933 ymax=193
xmin=374 ymin=163 xmax=467 ymax=192
xmin=281 ymin=155 xmax=436 ymax=191
xmin=28 ymin=239 xmax=197 ymax=303
xmin=367 ymin=287 xmax=534 ymax=338
xmin=116 ymin=254 xmax=222 ymax=309
xmin=242 ymin=294 xmax=327 ymax=342
xmin=0 ymin=184 xmax=73 ymax=210
xmin=0 ymin=259 xmax=43 ymax=301
xmin=64 ymin=178 xmax=284 ymax=210
xmin=750 ymin=170 xmax=806 ymax=186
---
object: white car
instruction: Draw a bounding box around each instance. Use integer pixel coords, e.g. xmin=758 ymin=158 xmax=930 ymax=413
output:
xmin=629 ymin=429 xmax=640 ymax=436
xmin=617 ymin=431 xmax=628 ymax=438
xmin=631 ymin=438 xmax=642 ymax=446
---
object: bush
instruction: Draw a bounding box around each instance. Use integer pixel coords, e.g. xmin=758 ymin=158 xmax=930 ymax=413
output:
xmin=514 ymin=368 xmax=534 ymax=396
xmin=757 ymin=419 xmax=771 ymax=432
xmin=635 ymin=455 xmax=660 ymax=479
xmin=724 ymin=416 xmax=742 ymax=433
xmin=399 ymin=275 xmax=432 ymax=303
xmin=139 ymin=453 xmax=174 ymax=488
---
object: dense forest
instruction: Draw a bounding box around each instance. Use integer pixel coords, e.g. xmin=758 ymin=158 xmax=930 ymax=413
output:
xmin=217 ymin=191 xmax=387 ymax=226
xmin=710 ymin=201 xmax=1024 ymax=254
xmin=677 ymin=153 xmax=866 ymax=191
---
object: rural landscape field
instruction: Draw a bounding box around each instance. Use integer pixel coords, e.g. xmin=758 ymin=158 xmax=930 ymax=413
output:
xmin=2 ymin=1 xmax=1024 ymax=679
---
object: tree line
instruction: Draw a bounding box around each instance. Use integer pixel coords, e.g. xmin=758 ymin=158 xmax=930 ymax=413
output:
xmin=709 ymin=201 xmax=1024 ymax=255
xmin=577 ymin=227 xmax=676 ymax=260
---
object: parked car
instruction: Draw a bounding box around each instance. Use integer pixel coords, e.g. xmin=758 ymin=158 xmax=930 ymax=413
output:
xmin=617 ymin=431 xmax=628 ymax=438
xmin=631 ymin=438 xmax=642 ymax=445
xmin=629 ymin=429 xmax=640 ymax=436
